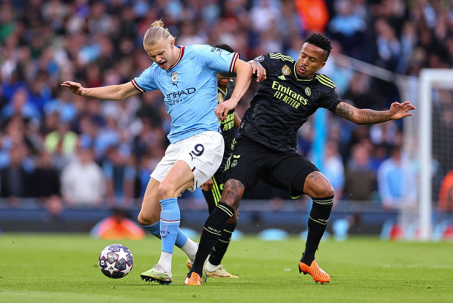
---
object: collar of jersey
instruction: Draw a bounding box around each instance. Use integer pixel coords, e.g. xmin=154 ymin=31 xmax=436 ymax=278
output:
xmin=168 ymin=46 xmax=185 ymax=70
xmin=293 ymin=63 xmax=313 ymax=82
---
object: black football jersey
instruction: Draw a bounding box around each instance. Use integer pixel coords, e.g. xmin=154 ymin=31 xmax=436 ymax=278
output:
xmin=218 ymin=84 xmax=236 ymax=161
xmin=239 ymin=53 xmax=342 ymax=152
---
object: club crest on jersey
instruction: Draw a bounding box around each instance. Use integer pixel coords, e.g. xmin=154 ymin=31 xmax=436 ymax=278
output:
xmin=171 ymin=72 xmax=178 ymax=82
xmin=217 ymin=92 xmax=224 ymax=103
xmin=282 ymin=65 xmax=291 ymax=75
xmin=305 ymin=87 xmax=311 ymax=96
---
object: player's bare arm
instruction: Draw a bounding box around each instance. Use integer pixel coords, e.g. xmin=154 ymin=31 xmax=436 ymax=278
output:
xmin=248 ymin=60 xmax=267 ymax=82
xmin=61 ymin=81 xmax=140 ymax=101
xmin=334 ymin=101 xmax=415 ymax=124
xmin=215 ymin=59 xmax=252 ymax=120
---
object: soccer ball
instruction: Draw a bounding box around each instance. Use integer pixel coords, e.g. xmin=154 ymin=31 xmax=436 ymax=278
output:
xmin=98 ymin=244 xmax=134 ymax=279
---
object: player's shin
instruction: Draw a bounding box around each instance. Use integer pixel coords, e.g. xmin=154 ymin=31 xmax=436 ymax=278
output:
xmin=208 ymin=223 xmax=236 ymax=267
xmin=301 ymin=196 xmax=334 ymax=266
xmin=189 ymin=202 xmax=234 ymax=277
xmin=142 ymin=222 xmax=197 ymax=261
xmin=158 ymin=198 xmax=181 ymax=272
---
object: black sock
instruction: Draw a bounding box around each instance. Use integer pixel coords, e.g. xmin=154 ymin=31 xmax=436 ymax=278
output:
xmin=301 ymin=196 xmax=334 ymax=266
xmin=189 ymin=203 xmax=234 ymax=277
xmin=208 ymin=223 xmax=236 ymax=266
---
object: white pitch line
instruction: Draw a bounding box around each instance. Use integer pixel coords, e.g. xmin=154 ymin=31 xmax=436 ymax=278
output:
xmin=381 ymin=264 xmax=453 ymax=269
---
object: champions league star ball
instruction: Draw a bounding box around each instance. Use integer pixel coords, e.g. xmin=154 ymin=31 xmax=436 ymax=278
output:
xmin=98 ymin=244 xmax=134 ymax=279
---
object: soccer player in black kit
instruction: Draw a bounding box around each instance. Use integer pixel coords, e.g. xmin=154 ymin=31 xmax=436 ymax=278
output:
xmin=186 ymin=44 xmax=241 ymax=279
xmin=185 ymin=33 xmax=415 ymax=285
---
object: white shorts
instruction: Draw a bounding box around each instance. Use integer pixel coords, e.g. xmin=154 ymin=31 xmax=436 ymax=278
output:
xmin=151 ymin=131 xmax=224 ymax=192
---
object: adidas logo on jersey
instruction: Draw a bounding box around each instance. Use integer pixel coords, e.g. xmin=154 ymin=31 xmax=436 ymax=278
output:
xmin=278 ymin=75 xmax=286 ymax=80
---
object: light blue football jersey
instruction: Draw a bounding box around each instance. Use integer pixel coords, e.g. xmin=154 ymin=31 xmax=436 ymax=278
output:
xmin=132 ymin=44 xmax=239 ymax=143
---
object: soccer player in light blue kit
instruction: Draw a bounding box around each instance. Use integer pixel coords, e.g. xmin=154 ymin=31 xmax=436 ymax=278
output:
xmin=61 ymin=20 xmax=252 ymax=285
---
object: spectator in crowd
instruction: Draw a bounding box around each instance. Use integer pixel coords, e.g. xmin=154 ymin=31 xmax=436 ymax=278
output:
xmin=61 ymin=146 xmax=104 ymax=206
xmin=32 ymin=151 xmax=63 ymax=219
xmin=1 ymin=88 xmax=40 ymax=122
xmin=0 ymin=143 xmax=33 ymax=206
xmin=103 ymin=146 xmax=136 ymax=208
xmin=32 ymin=151 xmax=60 ymax=200
xmin=327 ymin=0 xmax=366 ymax=59
xmin=44 ymin=121 xmax=78 ymax=155
xmin=374 ymin=18 xmax=402 ymax=72
xmin=322 ymin=140 xmax=345 ymax=204
xmin=377 ymin=146 xmax=416 ymax=210
xmin=343 ymin=143 xmax=376 ymax=201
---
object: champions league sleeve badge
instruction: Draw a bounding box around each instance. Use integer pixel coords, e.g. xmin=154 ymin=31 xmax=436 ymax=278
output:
xmin=254 ymin=55 xmax=265 ymax=62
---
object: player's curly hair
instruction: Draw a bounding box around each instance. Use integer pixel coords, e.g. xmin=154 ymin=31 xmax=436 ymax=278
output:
xmin=305 ymin=33 xmax=332 ymax=61
xmin=143 ymin=19 xmax=176 ymax=46
xmin=215 ymin=44 xmax=235 ymax=53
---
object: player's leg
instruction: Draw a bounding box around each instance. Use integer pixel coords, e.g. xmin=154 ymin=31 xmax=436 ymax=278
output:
xmin=155 ymin=159 xmax=195 ymax=274
xmin=186 ymin=178 xmax=244 ymax=285
xmin=294 ymin=170 xmax=334 ymax=283
xmin=186 ymin=137 xmax=264 ymax=284
xmin=196 ymin=175 xmax=239 ymax=278
xmin=138 ymin=141 xmax=200 ymax=285
xmin=138 ymin=178 xmax=195 ymax=254
xmin=205 ymin=207 xmax=239 ymax=278
xmin=261 ymin=153 xmax=332 ymax=283
xmin=138 ymin=175 xmax=198 ymax=284
xmin=202 ymin=176 xmax=219 ymax=214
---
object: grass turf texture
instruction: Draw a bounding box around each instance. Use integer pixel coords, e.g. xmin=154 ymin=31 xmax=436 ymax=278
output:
xmin=1 ymin=234 xmax=452 ymax=303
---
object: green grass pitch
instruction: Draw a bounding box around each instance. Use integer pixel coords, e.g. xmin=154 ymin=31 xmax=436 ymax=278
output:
xmin=1 ymin=234 xmax=452 ymax=303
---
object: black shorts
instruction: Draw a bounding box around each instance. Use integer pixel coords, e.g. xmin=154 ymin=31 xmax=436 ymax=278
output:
xmin=224 ymin=136 xmax=319 ymax=198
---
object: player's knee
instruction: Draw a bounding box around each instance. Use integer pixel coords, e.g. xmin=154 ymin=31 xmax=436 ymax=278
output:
xmin=315 ymin=182 xmax=334 ymax=198
xmin=158 ymin=182 xmax=176 ymax=200
xmin=137 ymin=212 xmax=159 ymax=226
xmin=306 ymin=172 xmax=334 ymax=198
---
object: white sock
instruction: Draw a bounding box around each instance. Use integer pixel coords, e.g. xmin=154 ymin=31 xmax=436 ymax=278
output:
xmin=205 ymin=260 xmax=220 ymax=272
xmin=158 ymin=252 xmax=172 ymax=272
xmin=181 ymin=238 xmax=198 ymax=261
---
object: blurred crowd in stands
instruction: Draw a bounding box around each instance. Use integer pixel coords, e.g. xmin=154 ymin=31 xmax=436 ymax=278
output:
xmin=0 ymin=0 xmax=452 ymax=215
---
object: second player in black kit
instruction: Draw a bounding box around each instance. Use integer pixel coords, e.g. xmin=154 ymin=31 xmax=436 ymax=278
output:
xmin=229 ymin=51 xmax=340 ymax=197
xmin=185 ymin=33 xmax=415 ymax=285
xmin=194 ymin=44 xmax=241 ymax=278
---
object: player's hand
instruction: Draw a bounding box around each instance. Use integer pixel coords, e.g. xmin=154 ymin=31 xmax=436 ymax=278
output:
xmin=61 ymin=81 xmax=85 ymax=96
xmin=388 ymin=101 xmax=416 ymax=120
xmin=215 ymin=98 xmax=238 ymax=120
xmin=201 ymin=178 xmax=214 ymax=191
xmin=250 ymin=61 xmax=266 ymax=82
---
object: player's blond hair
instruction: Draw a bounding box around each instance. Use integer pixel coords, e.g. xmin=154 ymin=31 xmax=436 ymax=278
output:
xmin=143 ymin=20 xmax=175 ymax=46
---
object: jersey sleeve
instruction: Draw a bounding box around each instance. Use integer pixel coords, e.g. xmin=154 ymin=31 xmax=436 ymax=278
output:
xmin=196 ymin=45 xmax=239 ymax=73
xmin=253 ymin=53 xmax=289 ymax=75
xmin=319 ymin=87 xmax=342 ymax=113
xmin=132 ymin=66 xmax=158 ymax=94
xmin=252 ymin=53 xmax=273 ymax=72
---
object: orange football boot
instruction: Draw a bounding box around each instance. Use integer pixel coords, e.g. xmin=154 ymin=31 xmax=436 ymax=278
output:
xmin=186 ymin=258 xmax=193 ymax=270
xmin=299 ymin=260 xmax=330 ymax=284
xmin=184 ymin=272 xmax=202 ymax=286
